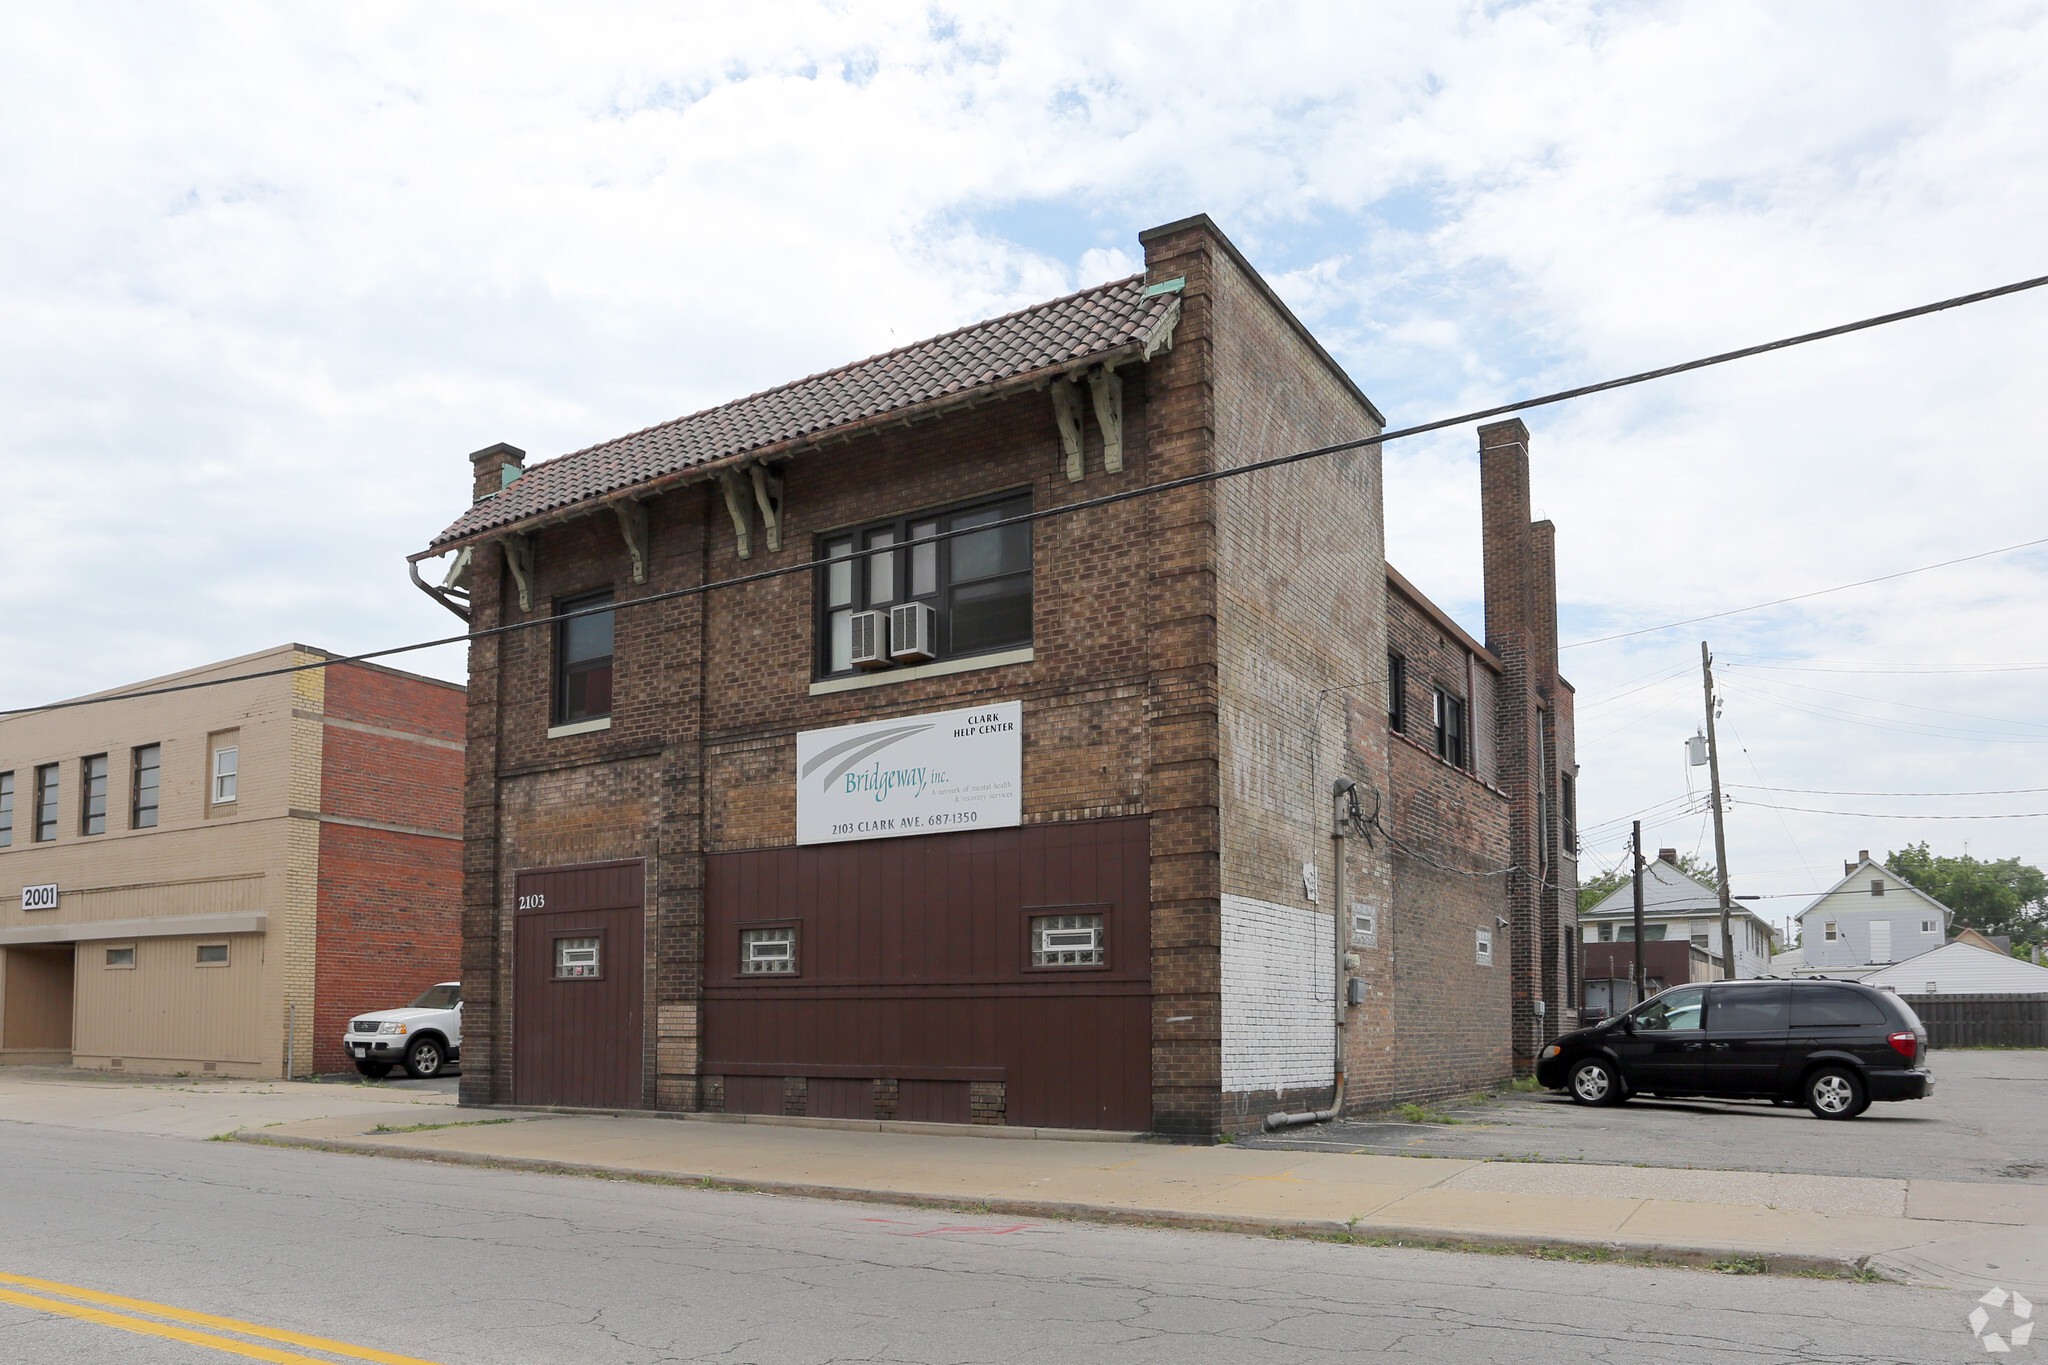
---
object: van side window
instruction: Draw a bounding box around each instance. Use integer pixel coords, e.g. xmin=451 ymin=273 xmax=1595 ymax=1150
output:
xmin=1706 ymin=985 xmax=1789 ymax=1031
xmin=1791 ymin=987 xmax=1886 ymax=1028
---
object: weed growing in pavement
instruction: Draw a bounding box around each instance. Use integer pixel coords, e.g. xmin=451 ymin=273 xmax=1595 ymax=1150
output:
xmin=205 ymin=1131 xmax=240 ymax=1142
xmin=1786 ymin=1266 xmax=1890 ymax=1283
xmin=370 ymin=1118 xmax=518 ymax=1134
xmin=1508 ymin=1076 xmax=1544 ymax=1093
xmin=1711 ymin=1255 xmax=1769 ymax=1275
xmin=1396 ymin=1103 xmax=1463 ymax=1125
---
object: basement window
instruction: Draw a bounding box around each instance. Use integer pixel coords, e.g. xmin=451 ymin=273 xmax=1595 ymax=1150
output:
xmin=1031 ymin=913 xmax=1105 ymax=967
xmin=740 ymin=926 xmax=797 ymax=975
xmin=817 ymin=492 xmax=1032 ymax=679
xmin=196 ymin=943 xmax=229 ymax=967
xmin=1476 ymin=928 xmax=1493 ymax=966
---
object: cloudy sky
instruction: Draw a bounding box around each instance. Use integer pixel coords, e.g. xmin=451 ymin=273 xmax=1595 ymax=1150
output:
xmin=5 ymin=2 xmax=2045 ymax=930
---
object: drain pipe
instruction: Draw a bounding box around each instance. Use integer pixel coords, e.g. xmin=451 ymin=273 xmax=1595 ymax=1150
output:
xmin=1265 ymin=779 xmax=1354 ymax=1132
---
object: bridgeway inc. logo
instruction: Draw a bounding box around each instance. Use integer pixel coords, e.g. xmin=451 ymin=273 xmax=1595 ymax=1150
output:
xmin=1970 ymin=1287 xmax=2034 ymax=1353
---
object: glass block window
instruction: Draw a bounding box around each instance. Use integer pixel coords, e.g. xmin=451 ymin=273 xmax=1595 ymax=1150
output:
xmin=740 ymin=927 xmax=796 ymax=974
xmin=554 ymin=936 xmax=600 ymax=979
xmin=1476 ymin=928 xmax=1493 ymax=966
xmin=1031 ymin=913 xmax=1105 ymax=967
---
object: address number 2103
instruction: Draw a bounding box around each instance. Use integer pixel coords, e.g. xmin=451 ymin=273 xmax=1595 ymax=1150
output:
xmin=517 ymin=894 xmax=547 ymax=911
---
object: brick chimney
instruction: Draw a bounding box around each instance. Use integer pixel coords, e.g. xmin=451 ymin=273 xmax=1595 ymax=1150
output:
xmin=1658 ymin=848 xmax=1678 ymax=865
xmin=470 ymin=443 xmax=526 ymax=502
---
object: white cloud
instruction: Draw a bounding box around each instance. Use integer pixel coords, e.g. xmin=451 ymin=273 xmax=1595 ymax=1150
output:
xmin=3 ymin=1 xmax=2046 ymax=908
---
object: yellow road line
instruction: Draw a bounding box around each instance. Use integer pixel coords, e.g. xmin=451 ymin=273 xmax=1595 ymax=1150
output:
xmin=0 ymin=1272 xmax=445 ymax=1365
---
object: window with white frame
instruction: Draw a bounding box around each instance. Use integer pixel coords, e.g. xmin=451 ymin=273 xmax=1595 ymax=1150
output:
xmin=740 ymin=926 xmax=796 ymax=974
xmin=1922 ymin=919 xmax=1938 ymax=934
xmin=554 ymin=936 xmax=601 ymax=979
xmin=1031 ymin=913 xmax=1105 ymax=967
xmin=1476 ymin=927 xmax=1493 ymax=966
xmin=1823 ymin=921 xmax=1838 ymax=942
xmin=211 ymin=744 xmax=238 ymax=804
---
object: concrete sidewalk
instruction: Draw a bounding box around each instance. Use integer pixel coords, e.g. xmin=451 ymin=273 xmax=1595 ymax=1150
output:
xmin=227 ymin=1105 xmax=2048 ymax=1294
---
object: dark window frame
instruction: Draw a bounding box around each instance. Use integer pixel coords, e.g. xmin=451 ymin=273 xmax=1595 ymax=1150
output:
xmin=1433 ymin=688 xmax=1467 ymax=769
xmin=80 ymin=753 xmax=108 ymax=836
xmin=32 ymin=763 xmax=59 ymax=842
xmin=553 ymin=589 xmax=616 ymax=726
xmin=1560 ymin=770 xmax=1577 ymax=855
xmin=1387 ymin=652 xmax=1407 ymax=732
xmin=814 ymin=489 xmax=1033 ymax=680
xmin=132 ymin=744 xmax=161 ymax=829
xmin=0 ymin=770 xmax=13 ymax=848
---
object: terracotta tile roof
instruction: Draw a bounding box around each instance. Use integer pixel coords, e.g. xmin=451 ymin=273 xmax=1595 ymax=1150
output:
xmin=427 ymin=274 xmax=1180 ymax=548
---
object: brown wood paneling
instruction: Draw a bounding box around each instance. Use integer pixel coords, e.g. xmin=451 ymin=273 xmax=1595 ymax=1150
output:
xmin=704 ymin=816 xmax=1152 ymax=1131
xmin=897 ymin=1079 xmax=969 ymax=1124
xmin=724 ymin=1075 xmax=782 ymax=1114
xmin=512 ymin=861 xmax=643 ymax=1109
xmin=807 ymin=1077 xmax=871 ymax=1119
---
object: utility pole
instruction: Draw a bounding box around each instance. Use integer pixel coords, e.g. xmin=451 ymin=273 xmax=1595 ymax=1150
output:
xmin=1631 ymin=820 xmax=1646 ymax=1005
xmin=1701 ymin=641 xmax=1738 ymax=980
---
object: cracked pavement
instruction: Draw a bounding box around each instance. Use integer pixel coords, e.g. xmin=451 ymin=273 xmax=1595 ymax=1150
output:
xmin=0 ymin=1122 xmax=2004 ymax=1363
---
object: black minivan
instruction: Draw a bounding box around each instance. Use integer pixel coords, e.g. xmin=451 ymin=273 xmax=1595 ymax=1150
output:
xmin=1535 ymin=978 xmax=1932 ymax=1119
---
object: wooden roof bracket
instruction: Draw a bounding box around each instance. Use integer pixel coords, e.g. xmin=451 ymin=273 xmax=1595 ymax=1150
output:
xmin=1089 ymin=363 xmax=1124 ymax=473
xmin=613 ymin=499 xmax=650 ymax=584
xmin=1052 ymin=376 xmax=1086 ymax=482
xmin=407 ymin=549 xmax=471 ymax=622
xmin=718 ymin=468 xmax=754 ymax=559
xmin=500 ymin=533 xmax=535 ymax=611
xmin=749 ymin=462 xmax=785 ymax=552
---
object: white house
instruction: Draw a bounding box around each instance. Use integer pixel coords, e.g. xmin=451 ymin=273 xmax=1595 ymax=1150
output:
xmin=1864 ymin=940 xmax=2048 ymax=996
xmin=1793 ymin=851 xmax=1952 ymax=973
xmin=1580 ymin=849 xmax=1777 ymax=978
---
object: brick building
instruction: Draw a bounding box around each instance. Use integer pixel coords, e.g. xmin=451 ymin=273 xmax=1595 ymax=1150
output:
xmin=417 ymin=214 xmax=1577 ymax=1135
xmin=0 ymin=646 xmax=463 ymax=1077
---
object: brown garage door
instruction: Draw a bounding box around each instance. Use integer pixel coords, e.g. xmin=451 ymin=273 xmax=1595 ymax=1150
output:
xmin=513 ymin=860 xmax=644 ymax=1109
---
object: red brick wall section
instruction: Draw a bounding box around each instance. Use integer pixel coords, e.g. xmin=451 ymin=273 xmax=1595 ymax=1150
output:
xmin=314 ymin=663 xmax=464 ymax=1075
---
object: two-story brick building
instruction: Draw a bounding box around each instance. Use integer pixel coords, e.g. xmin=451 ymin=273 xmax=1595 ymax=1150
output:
xmin=417 ymin=214 xmax=1577 ymax=1135
xmin=0 ymin=646 xmax=464 ymax=1077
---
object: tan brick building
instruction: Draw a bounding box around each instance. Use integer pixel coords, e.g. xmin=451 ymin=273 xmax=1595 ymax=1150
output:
xmin=420 ymin=214 xmax=1577 ymax=1135
xmin=0 ymin=646 xmax=463 ymax=1077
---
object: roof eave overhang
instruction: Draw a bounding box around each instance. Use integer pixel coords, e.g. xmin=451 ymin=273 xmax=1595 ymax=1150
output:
xmin=410 ymin=320 xmax=1173 ymax=563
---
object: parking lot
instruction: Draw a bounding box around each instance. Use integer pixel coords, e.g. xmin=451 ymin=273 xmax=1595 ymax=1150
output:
xmin=1248 ymin=1049 xmax=2048 ymax=1184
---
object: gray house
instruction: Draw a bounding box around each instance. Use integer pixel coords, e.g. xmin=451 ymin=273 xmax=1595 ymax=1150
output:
xmin=1579 ymin=849 xmax=1777 ymax=979
xmin=1791 ymin=851 xmax=1952 ymax=974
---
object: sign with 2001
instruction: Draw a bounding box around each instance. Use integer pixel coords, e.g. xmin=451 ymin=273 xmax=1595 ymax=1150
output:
xmin=794 ymin=702 xmax=1021 ymax=846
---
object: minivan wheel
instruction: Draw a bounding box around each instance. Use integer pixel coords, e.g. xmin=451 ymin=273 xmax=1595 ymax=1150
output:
xmin=403 ymin=1037 xmax=445 ymax=1080
xmin=1569 ymin=1058 xmax=1624 ymax=1107
xmin=1805 ymin=1066 xmax=1867 ymax=1120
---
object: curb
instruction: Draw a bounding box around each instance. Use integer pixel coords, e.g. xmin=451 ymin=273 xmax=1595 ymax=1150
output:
xmin=466 ymin=1103 xmax=1149 ymax=1144
xmin=232 ymin=1130 xmax=1883 ymax=1282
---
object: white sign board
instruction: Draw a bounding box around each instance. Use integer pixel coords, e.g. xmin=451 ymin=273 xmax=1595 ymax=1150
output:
xmin=795 ymin=702 xmax=1021 ymax=846
xmin=20 ymin=884 xmax=59 ymax=912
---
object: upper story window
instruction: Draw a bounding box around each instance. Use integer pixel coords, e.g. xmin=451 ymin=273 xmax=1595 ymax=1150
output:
xmin=817 ymin=493 xmax=1031 ymax=678
xmin=1387 ymin=653 xmax=1406 ymax=732
xmin=1433 ymin=688 xmax=1467 ymax=768
xmin=32 ymin=763 xmax=59 ymax=841
xmin=79 ymin=754 xmax=108 ymax=835
xmin=555 ymin=590 xmax=615 ymax=725
xmin=1870 ymin=879 xmax=1885 ymax=896
xmin=211 ymin=743 xmax=238 ymax=804
xmin=1560 ymin=771 xmax=1577 ymax=854
xmin=0 ymin=771 xmax=12 ymax=848
xmin=132 ymin=745 xmax=160 ymax=829
xmin=1823 ymin=920 xmax=1838 ymax=942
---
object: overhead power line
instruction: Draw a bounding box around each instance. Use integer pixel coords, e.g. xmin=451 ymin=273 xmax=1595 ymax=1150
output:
xmin=6 ymin=266 xmax=2048 ymax=721
xmin=1561 ymin=533 xmax=2048 ymax=650
xmin=1734 ymin=799 xmax=2048 ymax=820
xmin=1729 ymin=784 xmax=2048 ymax=798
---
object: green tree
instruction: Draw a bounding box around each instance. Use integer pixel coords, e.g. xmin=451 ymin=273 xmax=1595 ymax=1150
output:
xmin=1578 ymin=851 xmax=1721 ymax=910
xmin=1887 ymin=844 xmax=2048 ymax=952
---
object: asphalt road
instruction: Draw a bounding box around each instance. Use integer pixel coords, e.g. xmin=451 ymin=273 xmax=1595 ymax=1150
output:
xmin=0 ymin=1122 xmax=2006 ymax=1364
xmin=1250 ymin=1049 xmax=2048 ymax=1183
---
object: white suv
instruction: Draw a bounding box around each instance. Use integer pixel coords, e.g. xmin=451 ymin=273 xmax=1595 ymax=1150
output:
xmin=343 ymin=982 xmax=462 ymax=1079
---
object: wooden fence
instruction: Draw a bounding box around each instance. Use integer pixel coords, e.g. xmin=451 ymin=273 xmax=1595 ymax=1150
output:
xmin=1896 ymin=993 xmax=2048 ymax=1049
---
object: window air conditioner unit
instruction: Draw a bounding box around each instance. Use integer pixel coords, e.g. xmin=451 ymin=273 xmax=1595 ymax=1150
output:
xmin=889 ymin=602 xmax=938 ymax=662
xmin=848 ymin=610 xmax=892 ymax=668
